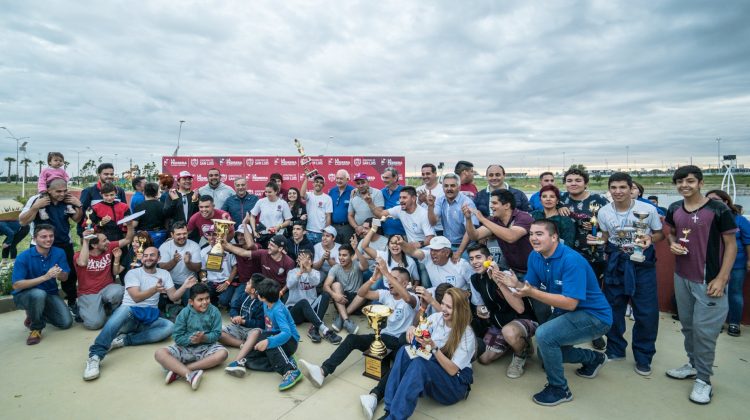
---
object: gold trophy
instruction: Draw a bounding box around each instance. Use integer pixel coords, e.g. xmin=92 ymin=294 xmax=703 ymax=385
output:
xmin=629 ymin=211 xmax=650 ymax=262
xmin=293 ymin=138 xmax=319 ymax=179
xmin=678 ymin=228 xmax=691 ymax=254
xmin=83 ymin=209 xmax=97 ymax=240
xmin=362 ymin=304 xmax=393 ymax=380
xmin=205 ymin=219 xmax=235 ymax=272
xmin=406 ymin=307 xmax=433 ymax=360
xmin=131 ymin=236 xmax=145 ymax=268
xmin=586 ymin=202 xmax=605 ymax=245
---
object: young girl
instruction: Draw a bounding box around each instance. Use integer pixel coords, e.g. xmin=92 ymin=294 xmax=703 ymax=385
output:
xmin=362 ymin=229 xmax=419 ymax=286
xmin=37 ymin=152 xmax=74 ymax=219
xmin=286 ymin=187 xmax=307 ymax=238
xmin=381 ymin=287 xmax=476 ymax=419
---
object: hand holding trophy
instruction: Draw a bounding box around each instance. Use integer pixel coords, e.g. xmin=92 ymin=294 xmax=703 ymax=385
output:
xmin=294 ymin=138 xmax=319 ymax=179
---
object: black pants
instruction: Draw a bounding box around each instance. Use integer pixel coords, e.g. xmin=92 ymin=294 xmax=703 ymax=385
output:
xmin=369 ymin=333 xmax=408 ymax=401
xmin=322 ymin=332 xmax=402 ymax=376
xmin=289 ymin=296 xmax=330 ymax=329
xmin=54 ymin=243 xmax=77 ymax=306
xmin=245 ymin=331 xmax=298 ymax=375
xmin=2 ymin=224 xmax=29 ymax=259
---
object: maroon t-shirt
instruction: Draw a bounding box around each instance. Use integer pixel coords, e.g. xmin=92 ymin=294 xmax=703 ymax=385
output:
xmin=665 ymin=199 xmax=737 ymax=283
xmin=75 ymin=242 xmax=120 ymax=295
xmin=460 ymin=183 xmax=478 ymax=199
xmin=491 ymin=209 xmax=534 ymax=273
xmin=187 ymin=209 xmax=234 ymax=238
xmin=252 ymin=249 xmax=295 ymax=286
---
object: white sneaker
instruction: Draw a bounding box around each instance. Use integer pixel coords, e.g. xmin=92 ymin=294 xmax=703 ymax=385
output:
xmin=689 ymin=379 xmax=712 ymax=404
xmin=506 ymin=353 xmax=527 ymax=379
xmin=360 ymin=394 xmax=377 ymax=420
xmin=666 ymin=363 xmax=697 ymax=380
xmin=298 ymin=359 xmax=325 ymax=388
xmin=110 ymin=334 xmax=126 ymax=351
xmin=83 ymin=355 xmax=101 ymax=381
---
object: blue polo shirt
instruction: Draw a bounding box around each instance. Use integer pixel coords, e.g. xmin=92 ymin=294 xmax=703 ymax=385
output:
xmin=32 ymin=198 xmax=75 ymax=246
xmin=525 ymin=243 xmax=612 ymax=325
xmin=11 ymin=246 xmax=70 ymax=295
xmin=434 ymin=193 xmax=478 ymax=245
xmin=381 ymin=185 xmax=406 ymax=236
xmin=329 ymin=185 xmax=354 ymax=224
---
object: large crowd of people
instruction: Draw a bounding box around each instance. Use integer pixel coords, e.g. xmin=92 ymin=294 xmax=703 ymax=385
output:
xmin=6 ymin=152 xmax=750 ymax=419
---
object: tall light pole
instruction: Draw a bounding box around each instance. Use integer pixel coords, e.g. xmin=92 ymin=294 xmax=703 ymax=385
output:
xmin=562 ymin=152 xmax=566 ymax=172
xmin=716 ymin=137 xmax=721 ymax=172
xmin=19 ymin=141 xmax=28 ymax=197
xmin=1 ymin=126 xmax=30 ymax=184
xmin=173 ymin=120 xmax=185 ymax=156
xmin=324 ymin=136 xmax=334 ymax=155
xmin=626 ymin=145 xmax=630 ymax=172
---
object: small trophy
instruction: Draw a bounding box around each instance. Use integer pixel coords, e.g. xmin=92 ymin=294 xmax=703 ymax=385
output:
xmin=678 ymin=228 xmax=691 ymax=254
xmin=293 ymin=138 xmax=319 ymax=179
xmin=406 ymin=307 xmax=434 ymax=360
xmin=83 ymin=209 xmax=97 ymax=240
xmin=629 ymin=211 xmax=650 ymax=262
xmin=206 ymin=219 xmax=235 ymax=271
xmin=362 ymin=304 xmax=394 ymax=380
xmin=130 ymin=236 xmax=145 ymax=268
xmin=586 ymin=202 xmax=605 ymax=245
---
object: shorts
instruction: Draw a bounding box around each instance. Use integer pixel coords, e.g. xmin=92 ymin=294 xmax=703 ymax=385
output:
xmin=167 ymin=343 xmax=226 ymax=364
xmin=344 ymin=291 xmax=358 ymax=303
xmin=222 ymin=324 xmax=261 ymax=341
xmin=483 ymin=319 xmax=538 ymax=353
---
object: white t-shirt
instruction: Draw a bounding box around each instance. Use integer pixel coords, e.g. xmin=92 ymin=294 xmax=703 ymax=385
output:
xmin=304 ymin=192 xmax=333 ymax=234
xmin=251 ymin=197 xmax=292 ymax=230
xmin=121 ymin=267 xmax=174 ymax=308
xmin=158 ymin=239 xmax=202 ymax=285
xmin=417 ymin=183 xmax=445 ymax=231
xmin=597 ymin=200 xmax=662 ymax=246
xmin=426 ymin=312 xmax=476 ymax=370
xmin=379 ymin=290 xmax=418 ymax=338
xmin=314 ymin=242 xmax=341 ymax=275
xmin=388 ymin=205 xmax=435 ymax=243
xmin=200 ymin=246 xmax=237 ymax=283
xmin=420 ymin=251 xmax=473 ymax=290
xmin=376 ymin=249 xmax=419 ymax=284
xmin=358 ymin=236 xmax=388 ymax=270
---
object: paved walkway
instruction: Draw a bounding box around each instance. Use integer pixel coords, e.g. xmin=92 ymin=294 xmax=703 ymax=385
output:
xmin=1 ymin=309 xmax=747 ymax=419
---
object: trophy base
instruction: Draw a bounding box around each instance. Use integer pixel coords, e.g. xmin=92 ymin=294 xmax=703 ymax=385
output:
xmin=305 ymin=169 xmax=319 ymax=178
xmin=363 ymin=348 xmax=391 ymax=380
xmin=630 ymin=253 xmax=645 ymax=263
xmin=205 ymin=253 xmax=225 ymax=272
xmin=586 ymin=240 xmax=605 ymax=246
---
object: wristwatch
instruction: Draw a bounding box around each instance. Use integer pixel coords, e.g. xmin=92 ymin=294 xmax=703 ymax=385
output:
xmin=431 ymin=347 xmax=438 ymax=355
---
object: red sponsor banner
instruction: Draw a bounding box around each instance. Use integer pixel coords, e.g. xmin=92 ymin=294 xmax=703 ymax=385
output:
xmin=161 ymin=156 xmax=406 ymax=195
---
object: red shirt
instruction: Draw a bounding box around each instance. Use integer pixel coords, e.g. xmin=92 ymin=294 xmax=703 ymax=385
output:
xmin=460 ymin=183 xmax=478 ymax=199
xmin=187 ymin=209 xmax=234 ymax=238
xmin=252 ymin=249 xmax=295 ymax=286
xmin=75 ymin=242 xmax=120 ymax=295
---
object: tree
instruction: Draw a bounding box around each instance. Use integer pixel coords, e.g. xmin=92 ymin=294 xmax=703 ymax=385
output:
xmin=80 ymin=159 xmax=97 ymax=185
xmin=142 ymin=161 xmax=158 ymax=181
xmin=568 ymin=163 xmax=587 ymax=173
xmin=21 ymin=158 xmax=31 ymax=182
xmin=4 ymin=157 xmax=15 ymax=183
xmin=36 ymin=160 xmax=44 ymax=175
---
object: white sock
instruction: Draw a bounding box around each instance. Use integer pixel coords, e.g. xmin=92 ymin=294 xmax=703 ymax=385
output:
xmin=319 ymin=324 xmax=329 ymax=335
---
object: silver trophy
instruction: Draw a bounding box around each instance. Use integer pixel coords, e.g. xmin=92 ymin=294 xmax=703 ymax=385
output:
xmin=629 ymin=211 xmax=650 ymax=262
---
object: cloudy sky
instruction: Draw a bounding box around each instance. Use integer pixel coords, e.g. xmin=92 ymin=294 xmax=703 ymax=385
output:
xmin=1 ymin=0 xmax=748 ymax=177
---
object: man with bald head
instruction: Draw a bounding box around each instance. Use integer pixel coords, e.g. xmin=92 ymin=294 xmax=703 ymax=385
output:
xmin=328 ymin=169 xmax=355 ymax=244
xmin=83 ymin=246 xmax=194 ymax=381
xmin=475 ymin=164 xmax=531 ymax=217
xmin=19 ymin=178 xmax=83 ymax=311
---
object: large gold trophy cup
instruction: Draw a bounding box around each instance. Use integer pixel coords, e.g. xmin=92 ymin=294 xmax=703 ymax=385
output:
xmin=205 ymin=219 xmax=235 ymax=272
xmin=362 ymin=304 xmax=393 ymax=380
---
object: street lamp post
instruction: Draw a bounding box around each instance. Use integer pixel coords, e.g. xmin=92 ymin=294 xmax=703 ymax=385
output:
xmin=173 ymin=120 xmax=185 ymax=156
xmin=626 ymin=145 xmax=630 ymax=172
xmin=716 ymin=137 xmax=721 ymax=173
xmin=19 ymin=141 xmax=28 ymax=197
xmin=1 ymin=126 xmax=30 ymax=184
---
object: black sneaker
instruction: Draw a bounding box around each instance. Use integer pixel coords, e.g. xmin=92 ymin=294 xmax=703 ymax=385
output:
xmin=69 ymin=303 xmax=83 ymax=323
xmin=592 ymin=337 xmax=606 ymax=351
xmin=728 ymin=324 xmax=741 ymax=337
xmin=324 ymin=330 xmax=343 ymax=345
xmin=576 ymin=352 xmax=608 ymax=378
xmin=532 ymin=384 xmax=573 ymax=406
xmin=308 ymin=326 xmax=322 ymax=343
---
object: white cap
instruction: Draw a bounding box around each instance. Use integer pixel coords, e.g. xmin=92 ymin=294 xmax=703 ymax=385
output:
xmin=426 ymin=236 xmax=451 ymax=250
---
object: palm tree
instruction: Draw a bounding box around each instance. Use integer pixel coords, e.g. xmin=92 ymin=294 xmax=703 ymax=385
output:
xmin=21 ymin=158 xmax=32 ymax=183
xmin=36 ymin=160 xmax=44 ymax=175
xmin=4 ymin=157 xmax=15 ymax=183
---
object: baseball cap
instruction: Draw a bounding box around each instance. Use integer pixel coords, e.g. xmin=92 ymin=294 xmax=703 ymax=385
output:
xmin=178 ymin=170 xmax=193 ymax=179
xmin=270 ymin=234 xmax=287 ymax=248
xmin=313 ymin=174 xmax=325 ymax=182
xmin=426 ymin=236 xmax=451 ymax=250
xmin=322 ymin=225 xmax=337 ymax=237
xmin=353 ymin=172 xmax=368 ymax=181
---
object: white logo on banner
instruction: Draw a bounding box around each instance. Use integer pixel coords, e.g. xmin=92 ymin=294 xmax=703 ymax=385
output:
xmin=354 ymin=158 xmax=361 ymax=166
xmin=190 ymin=158 xmax=199 ymax=167
xmin=246 ymin=159 xmax=254 ymax=167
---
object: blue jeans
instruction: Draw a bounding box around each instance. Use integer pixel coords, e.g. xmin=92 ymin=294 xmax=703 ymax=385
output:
xmin=219 ymin=284 xmax=247 ymax=309
xmin=13 ymin=288 xmax=73 ymax=331
xmin=306 ymin=232 xmax=322 ymax=245
xmin=727 ymin=267 xmax=747 ymax=324
xmin=0 ymin=221 xmax=21 ymax=246
xmin=536 ymin=310 xmax=611 ymax=389
xmin=88 ymin=305 xmax=174 ymax=359
xmin=384 ymin=347 xmax=472 ymax=420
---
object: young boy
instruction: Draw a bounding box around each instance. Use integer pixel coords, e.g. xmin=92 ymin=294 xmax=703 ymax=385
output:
xmin=154 ymin=283 xmax=228 ymax=390
xmin=286 ymin=249 xmax=342 ymax=344
xmin=90 ymin=182 xmax=132 ymax=242
xmin=322 ymin=244 xmax=367 ymax=334
xmin=242 ymin=278 xmax=303 ymax=391
xmin=664 ymin=165 xmax=737 ymax=404
xmin=222 ymin=274 xmax=265 ymax=377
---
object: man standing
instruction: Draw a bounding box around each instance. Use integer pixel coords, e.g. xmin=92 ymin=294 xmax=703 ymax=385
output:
xmin=416 ymin=163 xmax=445 ymax=234
xmin=500 ymin=219 xmax=612 ymax=406
xmin=368 ymin=186 xmax=434 ymax=248
xmin=475 ymin=164 xmax=531 ymax=216
xmin=300 ymin=173 xmax=333 ymax=244
xmin=348 ymin=172 xmax=384 ymax=238
xmin=198 ymin=168 xmax=235 ymax=209
xmin=11 ymin=224 xmax=73 ymax=345
xmin=426 ymin=173 xmax=477 ymax=253
xmin=163 ymin=171 xmax=199 ymax=228
xmin=664 ymin=165 xmax=737 ymax=404
xmin=19 ymin=179 xmax=83 ymax=311
xmin=83 ymin=246 xmax=190 ymax=381
xmin=593 ymin=172 xmax=663 ymax=376
xmin=380 ymin=167 xmax=406 ymax=237
xmin=328 ymin=169 xmax=355 ymax=244
xmin=130 ymin=176 xmax=147 ymax=213
xmin=529 ymin=172 xmax=555 ymax=211
xmin=187 ymin=195 xmax=233 ymax=243
xmin=455 ymin=160 xmax=477 ymax=199
xmin=222 ymin=177 xmax=258 ymax=229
